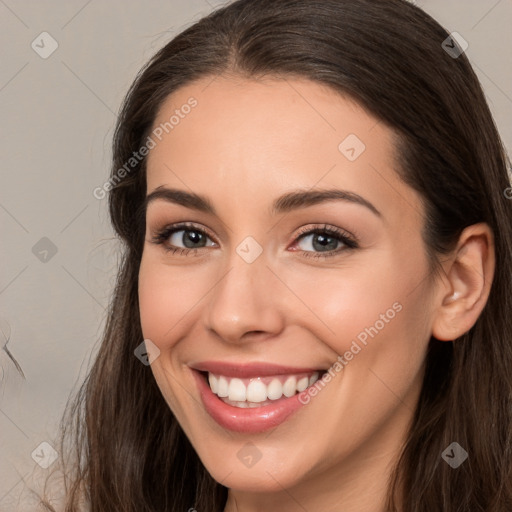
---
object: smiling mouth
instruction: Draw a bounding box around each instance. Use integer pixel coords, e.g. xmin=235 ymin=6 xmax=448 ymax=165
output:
xmin=199 ymin=370 xmax=327 ymax=408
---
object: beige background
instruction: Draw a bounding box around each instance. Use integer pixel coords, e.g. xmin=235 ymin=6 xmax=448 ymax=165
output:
xmin=0 ymin=0 xmax=511 ymax=508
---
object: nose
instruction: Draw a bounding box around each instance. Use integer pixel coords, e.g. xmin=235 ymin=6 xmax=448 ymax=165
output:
xmin=203 ymin=246 xmax=285 ymax=345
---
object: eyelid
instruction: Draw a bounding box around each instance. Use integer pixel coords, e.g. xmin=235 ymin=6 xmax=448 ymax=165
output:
xmin=150 ymin=221 xmax=218 ymax=244
xmin=149 ymin=221 xmax=358 ymax=257
xmin=294 ymin=223 xmax=356 ymax=242
xmin=290 ymin=223 xmax=358 ymax=255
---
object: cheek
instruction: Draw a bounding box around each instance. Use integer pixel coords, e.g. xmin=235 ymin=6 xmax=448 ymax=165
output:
xmin=286 ymin=255 xmax=430 ymax=372
xmin=286 ymin=261 xmax=405 ymax=344
xmin=138 ymin=257 xmax=208 ymax=343
xmin=138 ymin=259 xmax=202 ymax=412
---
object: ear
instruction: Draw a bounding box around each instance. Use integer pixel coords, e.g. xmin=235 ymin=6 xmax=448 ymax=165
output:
xmin=431 ymin=223 xmax=495 ymax=342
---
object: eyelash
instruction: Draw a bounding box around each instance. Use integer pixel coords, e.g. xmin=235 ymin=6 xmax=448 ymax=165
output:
xmin=149 ymin=222 xmax=359 ymax=260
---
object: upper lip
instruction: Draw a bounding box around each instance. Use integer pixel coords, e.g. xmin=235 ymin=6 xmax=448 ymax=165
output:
xmin=190 ymin=361 xmax=326 ymax=378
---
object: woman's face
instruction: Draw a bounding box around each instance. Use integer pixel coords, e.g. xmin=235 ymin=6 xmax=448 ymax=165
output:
xmin=138 ymin=76 xmax=439 ymax=503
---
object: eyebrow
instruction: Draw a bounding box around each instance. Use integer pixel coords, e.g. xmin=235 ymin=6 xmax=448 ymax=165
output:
xmin=144 ymin=186 xmax=382 ymax=218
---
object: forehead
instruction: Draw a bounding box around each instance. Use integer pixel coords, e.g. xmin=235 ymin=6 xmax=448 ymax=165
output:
xmin=150 ymin=75 xmax=382 ymax=164
xmin=145 ymin=76 xmax=424 ymax=229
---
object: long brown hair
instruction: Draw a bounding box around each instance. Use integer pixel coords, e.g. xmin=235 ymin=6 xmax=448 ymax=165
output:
xmin=36 ymin=0 xmax=512 ymax=510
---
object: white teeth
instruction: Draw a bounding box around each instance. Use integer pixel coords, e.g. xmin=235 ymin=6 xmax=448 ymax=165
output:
xmin=267 ymin=378 xmax=283 ymax=400
xmin=208 ymin=373 xmax=218 ymax=394
xmin=246 ymin=380 xmax=268 ymax=402
xmin=228 ymin=378 xmax=246 ymax=401
xmin=283 ymin=376 xmax=297 ymax=397
xmin=217 ymin=376 xmax=229 ymax=397
xmin=297 ymin=376 xmax=309 ymax=392
xmin=309 ymin=373 xmax=320 ymax=386
xmin=207 ymin=371 xmax=321 ymax=404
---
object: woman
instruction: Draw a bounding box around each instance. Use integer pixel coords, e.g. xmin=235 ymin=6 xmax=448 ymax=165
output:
xmin=33 ymin=0 xmax=512 ymax=510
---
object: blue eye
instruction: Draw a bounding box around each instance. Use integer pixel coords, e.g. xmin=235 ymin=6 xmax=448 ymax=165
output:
xmin=150 ymin=222 xmax=358 ymax=259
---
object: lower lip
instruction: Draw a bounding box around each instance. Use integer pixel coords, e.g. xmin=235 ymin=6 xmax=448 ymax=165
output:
xmin=192 ymin=369 xmax=310 ymax=433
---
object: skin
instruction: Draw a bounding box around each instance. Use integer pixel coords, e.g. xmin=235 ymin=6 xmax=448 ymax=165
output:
xmin=138 ymin=75 xmax=495 ymax=512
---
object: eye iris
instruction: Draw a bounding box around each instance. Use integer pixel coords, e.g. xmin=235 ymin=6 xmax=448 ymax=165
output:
xmin=183 ymin=230 xmax=205 ymax=248
xmin=312 ymin=233 xmax=338 ymax=251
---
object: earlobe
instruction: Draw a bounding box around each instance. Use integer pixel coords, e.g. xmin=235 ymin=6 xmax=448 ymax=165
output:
xmin=431 ymin=223 xmax=495 ymax=342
